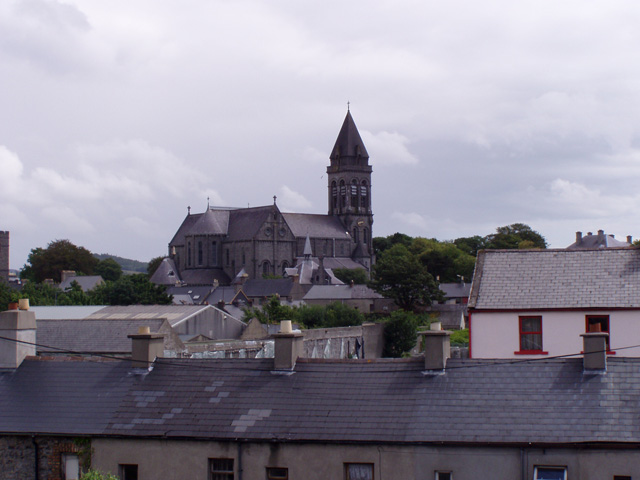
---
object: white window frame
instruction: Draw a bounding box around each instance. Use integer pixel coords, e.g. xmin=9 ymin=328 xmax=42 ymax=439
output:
xmin=534 ymin=466 xmax=567 ymax=480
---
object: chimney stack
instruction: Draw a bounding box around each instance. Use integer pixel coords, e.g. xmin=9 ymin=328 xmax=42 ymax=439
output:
xmin=576 ymin=231 xmax=582 ymax=243
xmin=0 ymin=305 xmax=36 ymax=369
xmin=422 ymin=325 xmax=451 ymax=372
xmin=128 ymin=326 xmax=164 ymax=368
xmin=273 ymin=321 xmax=303 ymax=370
xmin=60 ymin=270 xmax=76 ymax=283
xmin=628 ymin=235 xmax=633 ymax=244
xmin=581 ymin=332 xmax=608 ymax=372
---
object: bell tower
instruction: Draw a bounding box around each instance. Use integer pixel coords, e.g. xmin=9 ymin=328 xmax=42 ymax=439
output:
xmin=327 ymin=110 xmax=373 ymax=269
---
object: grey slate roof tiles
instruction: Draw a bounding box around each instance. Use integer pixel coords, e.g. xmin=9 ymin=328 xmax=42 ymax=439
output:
xmin=282 ymin=213 xmax=350 ymax=239
xmin=469 ymin=247 xmax=640 ymax=310
xmin=4 ymin=355 xmax=640 ymax=445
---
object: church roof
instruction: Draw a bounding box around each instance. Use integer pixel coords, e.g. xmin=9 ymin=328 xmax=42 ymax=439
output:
xmin=169 ymin=212 xmax=200 ymax=246
xmin=330 ymin=110 xmax=369 ymax=160
xmin=282 ymin=213 xmax=350 ymax=239
xmin=227 ymin=206 xmax=275 ymax=241
xmin=189 ymin=208 xmax=230 ymax=236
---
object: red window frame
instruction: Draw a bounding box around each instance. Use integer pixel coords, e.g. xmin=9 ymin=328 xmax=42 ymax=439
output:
xmin=515 ymin=316 xmax=548 ymax=355
xmin=585 ymin=315 xmax=614 ymax=354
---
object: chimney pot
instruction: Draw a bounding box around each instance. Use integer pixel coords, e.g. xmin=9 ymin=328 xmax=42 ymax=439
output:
xmin=627 ymin=235 xmax=633 ymax=244
xmin=576 ymin=231 xmax=582 ymax=242
xmin=597 ymin=229 xmax=604 ymax=236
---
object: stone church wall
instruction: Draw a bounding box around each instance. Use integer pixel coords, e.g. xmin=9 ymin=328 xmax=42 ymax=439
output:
xmin=0 ymin=231 xmax=8 ymax=283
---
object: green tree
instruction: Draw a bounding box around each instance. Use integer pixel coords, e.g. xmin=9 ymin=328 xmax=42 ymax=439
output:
xmin=372 ymin=232 xmax=413 ymax=257
xmin=22 ymin=239 xmax=98 ymax=283
xmin=333 ymin=268 xmax=368 ymax=285
xmin=242 ymin=295 xmax=297 ymax=324
xmin=0 ymin=281 xmax=12 ymax=311
xmin=95 ymin=258 xmax=122 ymax=282
xmin=147 ymin=256 xmax=165 ymax=276
xmin=485 ymin=223 xmax=547 ymax=250
xmin=409 ymin=238 xmax=476 ymax=283
xmin=453 ymin=235 xmax=487 ymax=257
xmin=370 ymin=244 xmax=441 ymax=311
xmin=383 ymin=310 xmax=418 ymax=357
xmin=323 ymin=302 xmax=364 ymax=328
xmin=90 ymin=274 xmax=172 ymax=305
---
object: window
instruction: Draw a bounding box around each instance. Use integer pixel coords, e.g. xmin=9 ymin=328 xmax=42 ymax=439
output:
xmin=435 ymin=473 xmax=452 ymax=480
xmin=340 ymin=180 xmax=346 ymax=208
xmin=266 ymin=467 xmax=288 ymax=480
xmin=331 ymin=181 xmax=338 ymax=210
xmin=360 ymin=181 xmax=368 ymax=208
xmin=351 ymin=179 xmax=358 ymax=207
xmin=586 ymin=315 xmax=611 ymax=351
xmin=262 ymin=261 xmax=271 ymax=276
xmin=363 ymin=227 xmax=369 ymax=245
xmin=353 ymin=227 xmax=359 ymax=243
xmin=212 ymin=241 xmax=218 ymax=265
xmin=118 ymin=464 xmax=138 ymax=480
xmin=187 ymin=242 xmax=192 ymax=266
xmin=226 ymin=249 xmax=230 ymax=266
xmin=534 ymin=466 xmax=567 ymax=480
xmin=198 ymin=241 xmax=203 ymax=266
xmin=614 ymin=476 xmax=632 ymax=480
xmin=517 ymin=316 xmax=546 ymax=354
xmin=242 ymin=249 xmax=246 ymax=265
xmin=62 ymin=454 xmax=79 ymax=480
xmin=209 ymin=458 xmax=234 ymax=480
xmin=345 ymin=463 xmax=373 ymax=480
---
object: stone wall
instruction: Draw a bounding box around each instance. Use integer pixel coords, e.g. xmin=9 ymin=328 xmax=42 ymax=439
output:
xmin=0 ymin=231 xmax=8 ymax=283
xmin=0 ymin=435 xmax=90 ymax=480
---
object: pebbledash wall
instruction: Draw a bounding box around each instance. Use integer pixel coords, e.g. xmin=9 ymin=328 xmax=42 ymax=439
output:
xmin=0 ymin=435 xmax=89 ymax=480
xmin=470 ymin=310 xmax=640 ymax=358
xmin=91 ymin=438 xmax=640 ymax=480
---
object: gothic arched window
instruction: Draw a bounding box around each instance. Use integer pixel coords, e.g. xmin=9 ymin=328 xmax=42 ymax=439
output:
xmin=351 ymin=179 xmax=358 ymax=208
xmin=331 ymin=181 xmax=337 ymax=210
xmin=360 ymin=180 xmax=368 ymax=208
xmin=340 ymin=180 xmax=346 ymax=208
xmin=197 ymin=241 xmax=203 ymax=266
xmin=262 ymin=261 xmax=271 ymax=277
xmin=353 ymin=227 xmax=359 ymax=243
xmin=364 ymin=227 xmax=369 ymax=245
xmin=187 ymin=242 xmax=192 ymax=267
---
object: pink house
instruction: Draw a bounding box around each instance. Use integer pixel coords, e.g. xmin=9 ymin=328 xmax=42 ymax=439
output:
xmin=468 ymin=247 xmax=640 ymax=359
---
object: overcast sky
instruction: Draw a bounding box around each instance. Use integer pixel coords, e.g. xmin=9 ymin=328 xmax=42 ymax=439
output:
xmin=3 ymin=0 xmax=640 ymax=269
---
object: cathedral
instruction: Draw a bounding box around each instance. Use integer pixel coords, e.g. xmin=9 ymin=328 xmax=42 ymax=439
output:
xmin=160 ymin=110 xmax=374 ymax=286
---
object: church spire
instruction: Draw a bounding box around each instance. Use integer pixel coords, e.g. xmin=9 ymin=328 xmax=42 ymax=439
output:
xmin=330 ymin=110 xmax=369 ymax=164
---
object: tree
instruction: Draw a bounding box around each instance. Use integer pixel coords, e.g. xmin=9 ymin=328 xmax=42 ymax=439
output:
xmin=333 ymin=268 xmax=368 ymax=285
xmin=410 ymin=238 xmax=476 ymax=283
xmin=242 ymin=295 xmax=297 ymax=324
xmin=95 ymin=258 xmax=123 ymax=282
xmin=383 ymin=310 xmax=418 ymax=357
xmin=147 ymin=256 xmax=165 ymax=276
xmin=22 ymin=239 xmax=98 ymax=283
xmin=485 ymin=223 xmax=547 ymax=250
xmin=369 ymin=244 xmax=441 ymax=311
xmin=453 ymin=235 xmax=487 ymax=257
xmin=90 ymin=274 xmax=172 ymax=305
xmin=372 ymin=232 xmax=413 ymax=257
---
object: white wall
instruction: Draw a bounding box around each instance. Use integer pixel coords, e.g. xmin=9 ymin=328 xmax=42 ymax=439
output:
xmin=470 ymin=310 xmax=640 ymax=358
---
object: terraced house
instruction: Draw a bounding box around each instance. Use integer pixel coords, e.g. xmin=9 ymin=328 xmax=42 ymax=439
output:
xmin=1 ymin=307 xmax=639 ymax=479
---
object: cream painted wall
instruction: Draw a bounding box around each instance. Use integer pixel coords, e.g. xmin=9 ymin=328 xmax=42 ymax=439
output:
xmin=471 ymin=310 xmax=640 ymax=358
xmin=90 ymin=439 xmax=640 ymax=480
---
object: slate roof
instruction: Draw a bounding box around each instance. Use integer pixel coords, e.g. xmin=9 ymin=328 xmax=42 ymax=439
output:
xmin=180 ymin=268 xmax=230 ymax=286
xmin=166 ymin=285 xmax=214 ymax=304
xmin=149 ymin=257 xmax=181 ymax=286
xmin=330 ymin=110 xmax=369 ymax=160
xmin=226 ymin=206 xmax=274 ymax=241
xmin=4 ymin=356 xmax=640 ymax=445
xmin=469 ymin=247 xmax=640 ymax=310
xmin=282 ymin=213 xmax=350 ymax=240
xmin=303 ymin=285 xmax=382 ymax=300
xmin=0 ymin=359 xmax=133 ymax=435
xmin=169 ymin=213 xmax=200 ymax=247
xmin=189 ymin=208 xmax=229 ymax=236
xmin=243 ymin=279 xmax=293 ymax=298
xmin=439 ymin=282 xmax=471 ymax=299
xmin=36 ymin=318 xmax=168 ymax=354
xmin=59 ymin=275 xmax=104 ymax=292
xmin=567 ymin=230 xmax=631 ymax=249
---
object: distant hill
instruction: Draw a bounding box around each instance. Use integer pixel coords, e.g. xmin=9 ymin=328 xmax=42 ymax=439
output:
xmin=94 ymin=253 xmax=148 ymax=274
